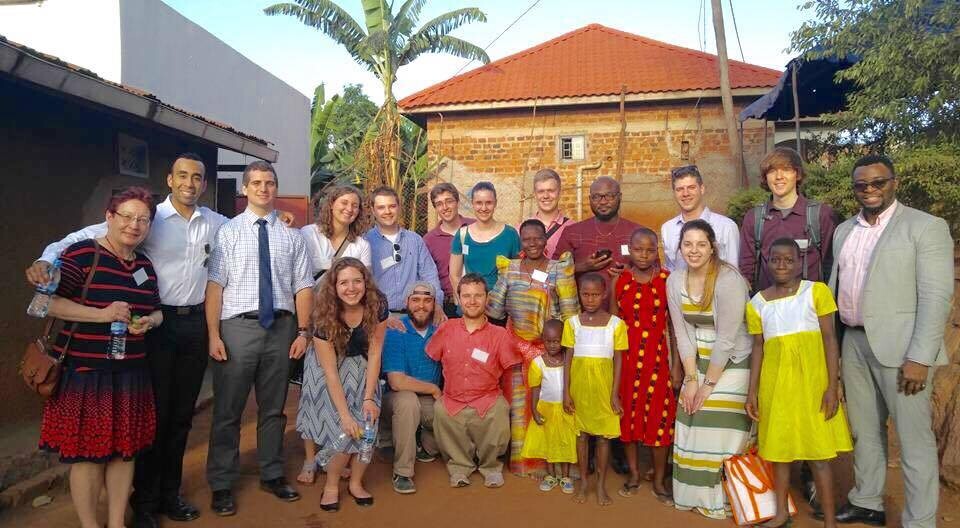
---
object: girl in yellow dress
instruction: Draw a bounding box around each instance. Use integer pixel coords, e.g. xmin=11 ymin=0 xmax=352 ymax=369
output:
xmin=521 ymin=320 xmax=578 ymax=494
xmin=745 ymin=238 xmax=853 ymax=528
xmin=562 ymin=273 xmax=628 ymax=506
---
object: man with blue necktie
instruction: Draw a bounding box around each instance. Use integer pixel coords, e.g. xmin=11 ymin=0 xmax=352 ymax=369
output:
xmin=204 ymin=161 xmax=314 ymax=516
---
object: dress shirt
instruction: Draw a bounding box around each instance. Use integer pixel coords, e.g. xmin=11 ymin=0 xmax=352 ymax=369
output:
xmin=660 ymin=207 xmax=740 ymax=271
xmin=525 ymin=210 xmax=572 ymax=259
xmin=423 ymin=216 xmax=475 ymax=299
xmin=38 ymin=195 xmax=228 ymax=306
xmin=207 ymin=208 xmax=313 ymax=320
xmin=363 ymin=226 xmax=444 ymax=310
xmin=300 ymin=224 xmax=372 ymax=277
xmin=837 ymin=201 xmax=899 ymax=326
xmin=382 ymin=317 xmax=441 ymax=386
xmin=426 ymin=318 xmax=520 ymax=417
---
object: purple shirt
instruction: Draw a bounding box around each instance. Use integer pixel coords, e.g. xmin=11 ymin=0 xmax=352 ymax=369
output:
xmin=738 ymin=195 xmax=837 ymax=291
xmin=423 ymin=215 xmax=475 ymax=299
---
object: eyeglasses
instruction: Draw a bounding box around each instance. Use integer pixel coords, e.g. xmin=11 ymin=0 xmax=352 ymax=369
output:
xmin=852 ymin=177 xmax=894 ymax=192
xmin=113 ymin=211 xmax=151 ymax=226
xmin=433 ymin=198 xmax=457 ymax=209
xmin=392 ymin=243 xmax=402 ymax=263
xmin=589 ymin=192 xmax=621 ymax=203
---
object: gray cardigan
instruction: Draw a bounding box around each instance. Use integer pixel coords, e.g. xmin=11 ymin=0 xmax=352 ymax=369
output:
xmin=666 ymin=264 xmax=753 ymax=367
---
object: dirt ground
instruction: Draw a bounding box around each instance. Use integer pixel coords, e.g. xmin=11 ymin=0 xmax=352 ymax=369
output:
xmin=3 ymin=387 xmax=958 ymax=528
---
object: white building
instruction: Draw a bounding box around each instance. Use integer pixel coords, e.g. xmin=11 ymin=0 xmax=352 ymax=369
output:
xmin=0 ymin=0 xmax=311 ymax=196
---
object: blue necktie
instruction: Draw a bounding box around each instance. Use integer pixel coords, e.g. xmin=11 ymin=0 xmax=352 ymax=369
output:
xmin=256 ymin=218 xmax=274 ymax=329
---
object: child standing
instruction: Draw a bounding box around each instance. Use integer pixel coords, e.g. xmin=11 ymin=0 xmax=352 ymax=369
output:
xmin=563 ymin=272 xmax=627 ymax=506
xmin=611 ymin=227 xmax=678 ymax=504
xmin=745 ymin=238 xmax=853 ymax=528
xmin=521 ymin=319 xmax=577 ymax=494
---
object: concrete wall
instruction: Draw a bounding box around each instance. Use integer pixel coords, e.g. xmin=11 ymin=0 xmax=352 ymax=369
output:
xmin=423 ymin=99 xmax=771 ymax=231
xmin=0 ymin=76 xmax=217 ymax=427
xmin=118 ymin=0 xmax=311 ymax=196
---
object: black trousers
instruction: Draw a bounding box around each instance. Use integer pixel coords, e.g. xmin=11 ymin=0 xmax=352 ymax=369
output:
xmin=132 ymin=308 xmax=208 ymax=513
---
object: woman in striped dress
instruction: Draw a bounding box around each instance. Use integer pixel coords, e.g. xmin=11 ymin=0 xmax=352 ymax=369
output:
xmin=665 ymin=219 xmax=753 ymax=519
xmin=486 ymin=219 xmax=579 ymax=476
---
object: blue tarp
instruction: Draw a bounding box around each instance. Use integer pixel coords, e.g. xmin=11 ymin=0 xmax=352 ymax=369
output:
xmin=739 ymin=53 xmax=859 ymax=122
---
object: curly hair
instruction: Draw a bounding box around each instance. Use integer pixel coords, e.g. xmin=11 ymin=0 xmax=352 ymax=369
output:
xmin=313 ymin=257 xmax=383 ymax=359
xmin=314 ymin=184 xmax=368 ymax=241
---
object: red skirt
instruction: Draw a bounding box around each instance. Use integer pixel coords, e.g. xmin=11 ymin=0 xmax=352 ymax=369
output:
xmin=39 ymin=366 xmax=156 ymax=463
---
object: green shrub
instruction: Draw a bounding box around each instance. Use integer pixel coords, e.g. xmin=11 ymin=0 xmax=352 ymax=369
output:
xmin=725 ymin=187 xmax=769 ymax=228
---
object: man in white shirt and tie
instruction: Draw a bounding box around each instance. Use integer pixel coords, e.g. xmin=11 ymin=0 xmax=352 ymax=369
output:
xmin=660 ymin=165 xmax=740 ymax=271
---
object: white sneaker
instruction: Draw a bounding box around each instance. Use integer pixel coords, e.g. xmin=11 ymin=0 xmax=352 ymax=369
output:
xmin=484 ymin=473 xmax=505 ymax=488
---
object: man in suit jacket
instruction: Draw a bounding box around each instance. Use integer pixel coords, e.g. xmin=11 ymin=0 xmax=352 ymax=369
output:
xmin=827 ymin=155 xmax=953 ymax=528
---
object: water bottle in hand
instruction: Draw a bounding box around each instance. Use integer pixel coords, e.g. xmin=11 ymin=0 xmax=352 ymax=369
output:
xmin=358 ymin=418 xmax=377 ymax=464
xmin=26 ymin=259 xmax=62 ymax=318
xmin=316 ymin=432 xmax=350 ymax=468
xmin=109 ymin=321 xmax=127 ymax=360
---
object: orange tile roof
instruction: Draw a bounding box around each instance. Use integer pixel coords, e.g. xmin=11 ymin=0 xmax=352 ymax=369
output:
xmin=399 ymin=23 xmax=782 ymax=111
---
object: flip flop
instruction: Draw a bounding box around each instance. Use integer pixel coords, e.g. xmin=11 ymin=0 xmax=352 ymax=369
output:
xmin=617 ymin=481 xmax=641 ymax=498
xmin=652 ymin=488 xmax=674 ymax=505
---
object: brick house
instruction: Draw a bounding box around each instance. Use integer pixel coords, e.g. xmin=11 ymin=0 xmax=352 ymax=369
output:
xmin=399 ymin=24 xmax=782 ymax=229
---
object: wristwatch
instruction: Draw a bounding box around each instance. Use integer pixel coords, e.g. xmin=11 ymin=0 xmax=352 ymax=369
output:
xmin=297 ymin=326 xmax=311 ymax=338
xmin=703 ymin=378 xmax=717 ymax=387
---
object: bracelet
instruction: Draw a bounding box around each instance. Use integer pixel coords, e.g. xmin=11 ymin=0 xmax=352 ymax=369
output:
xmin=683 ymin=374 xmax=697 ymax=383
xmin=363 ymin=398 xmax=376 ymax=402
xmin=296 ymin=330 xmax=311 ymax=338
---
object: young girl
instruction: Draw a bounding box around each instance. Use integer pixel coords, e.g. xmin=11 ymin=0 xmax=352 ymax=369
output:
xmin=611 ymin=227 xmax=678 ymax=504
xmin=521 ymin=320 xmax=578 ymax=494
xmin=563 ymin=272 xmax=627 ymax=506
xmin=745 ymin=238 xmax=852 ymax=528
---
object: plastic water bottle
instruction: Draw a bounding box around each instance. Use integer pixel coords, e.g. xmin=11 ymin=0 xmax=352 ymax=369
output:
xmin=358 ymin=418 xmax=377 ymax=464
xmin=316 ymin=432 xmax=351 ymax=467
xmin=109 ymin=321 xmax=127 ymax=360
xmin=26 ymin=259 xmax=62 ymax=318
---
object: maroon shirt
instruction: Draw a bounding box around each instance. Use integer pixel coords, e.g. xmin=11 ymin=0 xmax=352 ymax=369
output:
xmin=423 ymin=215 xmax=476 ymax=299
xmin=738 ymin=195 xmax=837 ymax=291
xmin=554 ymin=216 xmax=641 ymax=280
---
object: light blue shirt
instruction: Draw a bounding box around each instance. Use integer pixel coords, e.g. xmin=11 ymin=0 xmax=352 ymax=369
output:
xmin=207 ymin=209 xmax=313 ymax=320
xmin=660 ymin=207 xmax=740 ymax=271
xmin=363 ymin=226 xmax=443 ymax=311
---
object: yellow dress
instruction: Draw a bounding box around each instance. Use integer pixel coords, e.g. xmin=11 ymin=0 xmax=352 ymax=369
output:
xmin=561 ymin=315 xmax=628 ymax=438
xmin=520 ymin=356 xmax=578 ymax=463
xmin=745 ymin=281 xmax=853 ymax=462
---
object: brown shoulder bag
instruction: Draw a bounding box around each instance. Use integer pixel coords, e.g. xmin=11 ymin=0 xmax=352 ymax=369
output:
xmin=19 ymin=243 xmax=101 ymax=398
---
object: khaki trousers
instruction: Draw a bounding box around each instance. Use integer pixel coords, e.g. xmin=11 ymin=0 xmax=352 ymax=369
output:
xmin=842 ymin=328 xmax=939 ymax=528
xmin=382 ymin=391 xmax=438 ymax=478
xmin=433 ymin=396 xmax=510 ymax=478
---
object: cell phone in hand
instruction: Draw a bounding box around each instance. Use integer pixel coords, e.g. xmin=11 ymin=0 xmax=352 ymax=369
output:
xmin=594 ymin=248 xmax=612 ymax=260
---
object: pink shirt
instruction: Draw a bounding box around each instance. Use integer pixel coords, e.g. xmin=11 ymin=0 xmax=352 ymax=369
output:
xmin=426 ymin=318 xmax=520 ymax=417
xmin=524 ymin=210 xmax=572 ymax=259
xmin=838 ymin=201 xmax=899 ymax=326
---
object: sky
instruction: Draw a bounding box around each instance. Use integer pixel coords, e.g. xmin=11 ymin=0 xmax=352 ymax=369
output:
xmin=161 ymin=0 xmax=815 ymax=105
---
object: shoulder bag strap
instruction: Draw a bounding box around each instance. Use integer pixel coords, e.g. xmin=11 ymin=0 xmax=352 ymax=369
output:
xmin=58 ymin=242 xmax=102 ymax=362
xmin=752 ymin=203 xmax=768 ymax=291
xmin=332 ymin=235 xmax=350 ymax=260
xmin=543 ymin=216 xmax=567 ymax=240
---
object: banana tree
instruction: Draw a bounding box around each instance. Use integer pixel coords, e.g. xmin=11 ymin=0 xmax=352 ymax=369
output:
xmin=265 ymin=0 xmax=490 ymax=191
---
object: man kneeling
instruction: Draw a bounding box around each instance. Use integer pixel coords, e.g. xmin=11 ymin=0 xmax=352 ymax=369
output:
xmin=426 ymin=273 xmax=519 ymax=488
xmin=382 ymin=282 xmax=442 ymax=494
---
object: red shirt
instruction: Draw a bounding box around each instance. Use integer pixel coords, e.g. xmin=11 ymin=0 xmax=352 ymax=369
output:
xmin=555 ymin=216 xmax=641 ymax=279
xmin=426 ymin=317 xmax=520 ymax=417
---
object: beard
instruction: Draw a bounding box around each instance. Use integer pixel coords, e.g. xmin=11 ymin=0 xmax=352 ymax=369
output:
xmin=409 ymin=310 xmax=434 ymax=329
xmin=592 ymin=206 xmax=619 ymax=222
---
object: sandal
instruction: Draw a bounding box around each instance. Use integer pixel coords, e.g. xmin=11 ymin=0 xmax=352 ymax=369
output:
xmin=617 ymin=481 xmax=641 ymax=498
xmin=652 ymin=487 xmax=674 ymax=505
xmin=297 ymin=460 xmax=317 ymax=485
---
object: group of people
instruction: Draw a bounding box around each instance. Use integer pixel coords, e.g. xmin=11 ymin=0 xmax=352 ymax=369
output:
xmin=25 ymin=147 xmax=952 ymax=528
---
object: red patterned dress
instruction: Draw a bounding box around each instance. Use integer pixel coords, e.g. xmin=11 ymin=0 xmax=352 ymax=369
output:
xmin=615 ymin=269 xmax=676 ymax=447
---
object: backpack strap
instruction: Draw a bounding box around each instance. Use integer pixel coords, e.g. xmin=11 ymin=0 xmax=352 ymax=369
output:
xmin=751 ymin=203 xmax=768 ymax=292
xmin=804 ymin=199 xmax=823 ymax=280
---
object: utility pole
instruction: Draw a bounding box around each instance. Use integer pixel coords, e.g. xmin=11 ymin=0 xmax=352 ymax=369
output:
xmin=710 ymin=0 xmax=744 ymax=185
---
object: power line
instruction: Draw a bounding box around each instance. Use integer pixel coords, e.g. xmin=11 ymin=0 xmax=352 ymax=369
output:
xmin=451 ymin=0 xmax=543 ymax=77
xmin=728 ymin=0 xmax=746 ymax=62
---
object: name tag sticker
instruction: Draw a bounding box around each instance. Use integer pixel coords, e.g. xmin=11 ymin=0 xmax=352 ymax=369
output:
xmin=133 ymin=268 xmax=148 ymax=285
xmin=795 ymin=239 xmax=810 ymax=250
xmin=470 ymin=348 xmax=489 ymax=363
xmin=531 ymin=269 xmax=549 ymax=283
xmin=379 ymin=256 xmax=397 ymax=270
xmin=620 ymin=244 xmax=630 ymax=256
xmin=462 ymin=244 xmax=470 ymax=255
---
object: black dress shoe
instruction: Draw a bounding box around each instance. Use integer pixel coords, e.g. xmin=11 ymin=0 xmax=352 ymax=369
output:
xmin=260 ymin=477 xmax=301 ymax=502
xmin=210 ymin=489 xmax=236 ymax=517
xmin=816 ymin=503 xmax=886 ymax=526
xmin=163 ymin=495 xmax=200 ymax=522
xmin=133 ymin=511 xmax=159 ymax=528
xmin=348 ymin=490 xmax=374 ymax=507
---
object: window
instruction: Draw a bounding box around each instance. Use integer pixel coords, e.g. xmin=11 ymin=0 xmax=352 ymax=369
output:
xmin=559 ymin=136 xmax=585 ymax=161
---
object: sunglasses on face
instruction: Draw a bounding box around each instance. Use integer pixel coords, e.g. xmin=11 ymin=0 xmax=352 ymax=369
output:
xmin=852 ymin=177 xmax=894 ymax=193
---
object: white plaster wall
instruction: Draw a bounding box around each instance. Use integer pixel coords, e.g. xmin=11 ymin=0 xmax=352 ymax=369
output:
xmin=0 ymin=0 xmax=122 ymax=82
xmin=118 ymin=0 xmax=310 ymax=196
